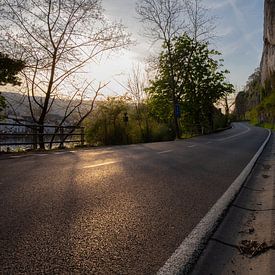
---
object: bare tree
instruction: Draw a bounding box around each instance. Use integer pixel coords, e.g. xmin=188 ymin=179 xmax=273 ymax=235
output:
xmin=136 ymin=0 xmax=186 ymax=138
xmin=126 ymin=64 xmax=147 ymax=106
xmin=124 ymin=64 xmax=151 ymax=141
xmin=219 ymin=93 xmax=236 ymax=122
xmin=0 ymin=0 xmax=131 ymax=149
xmin=184 ymin=0 xmax=216 ymax=42
xmin=136 ymin=0 xmax=186 ymax=43
xmin=136 ymin=0 xmax=217 ymax=138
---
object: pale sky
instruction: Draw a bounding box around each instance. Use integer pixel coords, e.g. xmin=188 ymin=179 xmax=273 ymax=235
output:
xmin=89 ymin=0 xmax=264 ymax=95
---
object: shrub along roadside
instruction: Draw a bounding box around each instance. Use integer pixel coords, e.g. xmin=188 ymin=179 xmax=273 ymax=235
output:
xmin=84 ymin=96 xmax=229 ymax=147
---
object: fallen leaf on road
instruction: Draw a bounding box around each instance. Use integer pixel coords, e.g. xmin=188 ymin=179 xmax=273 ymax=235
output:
xmin=262 ymin=164 xmax=271 ymax=170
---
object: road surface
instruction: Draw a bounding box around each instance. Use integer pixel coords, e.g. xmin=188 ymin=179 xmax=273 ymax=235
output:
xmin=0 ymin=122 xmax=269 ymax=274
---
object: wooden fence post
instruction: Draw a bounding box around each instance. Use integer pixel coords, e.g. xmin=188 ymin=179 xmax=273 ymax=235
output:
xmin=81 ymin=127 xmax=84 ymax=147
xmin=32 ymin=126 xmax=37 ymax=150
xmin=59 ymin=126 xmax=64 ymax=149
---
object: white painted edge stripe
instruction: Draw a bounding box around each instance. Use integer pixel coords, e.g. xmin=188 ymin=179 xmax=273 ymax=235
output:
xmin=158 ymin=129 xmax=271 ymax=275
xmin=217 ymin=124 xmax=250 ymax=142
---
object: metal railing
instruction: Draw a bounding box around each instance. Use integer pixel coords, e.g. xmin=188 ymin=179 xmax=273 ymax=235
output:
xmin=0 ymin=123 xmax=84 ymax=150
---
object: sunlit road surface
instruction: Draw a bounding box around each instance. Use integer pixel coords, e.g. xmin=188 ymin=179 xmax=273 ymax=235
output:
xmin=0 ymin=123 xmax=269 ymax=274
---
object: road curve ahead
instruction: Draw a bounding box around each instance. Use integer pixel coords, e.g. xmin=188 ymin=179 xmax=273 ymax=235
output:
xmin=0 ymin=123 xmax=269 ymax=274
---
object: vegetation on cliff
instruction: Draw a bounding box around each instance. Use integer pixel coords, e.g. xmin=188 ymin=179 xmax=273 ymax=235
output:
xmin=234 ymin=0 xmax=275 ymax=129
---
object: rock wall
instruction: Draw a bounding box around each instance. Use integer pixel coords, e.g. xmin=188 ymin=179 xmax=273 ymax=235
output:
xmin=261 ymin=0 xmax=275 ymax=86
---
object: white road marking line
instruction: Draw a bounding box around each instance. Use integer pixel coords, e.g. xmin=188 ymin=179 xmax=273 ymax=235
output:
xmin=207 ymin=142 xmax=212 ymax=144
xmin=158 ymin=129 xmax=272 ymax=275
xmin=217 ymin=126 xmax=251 ymax=142
xmin=188 ymin=145 xmax=197 ymax=148
xmin=10 ymin=155 xmax=23 ymax=158
xmin=53 ymin=152 xmax=66 ymax=155
xmin=158 ymin=150 xmax=173 ymax=154
xmin=83 ymin=161 xmax=119 ymax=169
xmin=36 ymin=154 xmax=47 ymax=157
xmin=217 ymin=125 xmax=251 ymax=141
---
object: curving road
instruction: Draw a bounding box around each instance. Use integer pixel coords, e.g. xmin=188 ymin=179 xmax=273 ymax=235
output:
xmin=0 ymin=122 xmax=269 ymax=274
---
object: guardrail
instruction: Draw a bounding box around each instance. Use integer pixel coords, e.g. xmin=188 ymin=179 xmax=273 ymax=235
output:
xmin=0 ymin=123 xmax=84 ymax=150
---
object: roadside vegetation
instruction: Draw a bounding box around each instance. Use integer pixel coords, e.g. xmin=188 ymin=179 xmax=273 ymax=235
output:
xmin=0 ymin=52 xmax=25 ymax=119
xmin=0 ymin=0 xmax=234 ymax=150
xmin=234 ymin=68 xmax=275 ymax=130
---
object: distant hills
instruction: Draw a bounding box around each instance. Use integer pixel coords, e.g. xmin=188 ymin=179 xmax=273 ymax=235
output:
xmin=1 ymin=91 xmax=95 ymax=125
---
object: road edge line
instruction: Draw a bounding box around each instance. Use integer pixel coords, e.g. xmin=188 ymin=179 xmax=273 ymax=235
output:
xmin=158 ymin=129 xmax=271 ymax=275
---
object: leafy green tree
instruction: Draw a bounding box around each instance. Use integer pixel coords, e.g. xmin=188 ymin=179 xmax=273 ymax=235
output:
xmin=136 ymin=0 xmax=218 ymax=138
xmin=85 ymin=95 xmax=174 ymax=145
xmin=147 ymin=34 xmax=234 ymax=134
xmin=0 ymin=52 xmax=25 ymax=117
xmin=0 ymin=52 xmax=25 ymax=86
xmin=86 ymin=96 xmax=129 ymax=145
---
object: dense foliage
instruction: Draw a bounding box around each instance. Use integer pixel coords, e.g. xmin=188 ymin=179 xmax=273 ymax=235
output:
xmin=0 ymin=52 xmax=25 ymax=86
xmin=0 ymin=52 xmax=25 ymax=116
xmin=84 ymin=35 xmax=234 ymax=146
xmin=234 ymin=68 xmax=275 ymax=129
xmin=85 ymin=96 xmax=174 ymax=145
xmin=146 ymin=34 xmax=234 ymax=134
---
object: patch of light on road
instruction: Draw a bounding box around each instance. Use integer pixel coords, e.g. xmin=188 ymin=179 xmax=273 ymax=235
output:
xmin=158 ymin=150 xmax=173 ymax=154
xmin=82 ymin=161 xmax=119 ymax=169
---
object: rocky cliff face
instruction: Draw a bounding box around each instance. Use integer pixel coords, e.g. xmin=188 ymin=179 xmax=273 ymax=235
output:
xmin=261 ymin=0 xmax=275 ymax=86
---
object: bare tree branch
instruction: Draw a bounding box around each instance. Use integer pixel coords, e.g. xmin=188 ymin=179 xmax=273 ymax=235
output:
xmin=0 ymin=0 xmax=131 ymax=149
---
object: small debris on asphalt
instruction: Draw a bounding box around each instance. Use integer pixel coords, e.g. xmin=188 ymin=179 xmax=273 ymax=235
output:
xmin=262 ymin=174 xmax=270 ymax=178
xmin=238 ymin=240 xmax=275 ymax=258
xmin=248 ymin=228 xmax=255 ymax=234
xmin=239 ymin=228 xmax=255 ymax=234
xmin=262 ymin=164 xmax=271 ymax=170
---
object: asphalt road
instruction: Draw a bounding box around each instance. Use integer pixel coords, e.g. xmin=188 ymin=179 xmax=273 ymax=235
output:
xmin=0 ymin=122 xmax=269 ymax=274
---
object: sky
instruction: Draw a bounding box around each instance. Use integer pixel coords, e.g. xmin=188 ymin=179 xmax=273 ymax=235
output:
xmin=90 ymin=0 xmax=264 ymax=95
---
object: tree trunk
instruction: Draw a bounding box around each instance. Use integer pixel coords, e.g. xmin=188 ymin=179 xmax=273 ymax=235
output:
xmin=166 ymin=41 xmax=181 ymax=139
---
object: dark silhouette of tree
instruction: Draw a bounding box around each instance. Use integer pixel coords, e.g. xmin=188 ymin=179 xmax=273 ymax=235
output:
xmin=0 ymin=93 xmax=6 ymax=114
xmin=0 ymin=52 xmax=25 ymax=86
xmin=0 ymin=52 xmax=25 ymax=116
xmin=234 ymin=91 xmax=247 ymax=120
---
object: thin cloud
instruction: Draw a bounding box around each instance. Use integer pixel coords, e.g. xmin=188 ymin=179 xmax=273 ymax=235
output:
xmin=220 ymin=28 xmax=262 ymax=57
xmin=227 ymin=0 xmax=258 ymax=51
xmin=206 ymin=0 xmax=229 ymax=10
